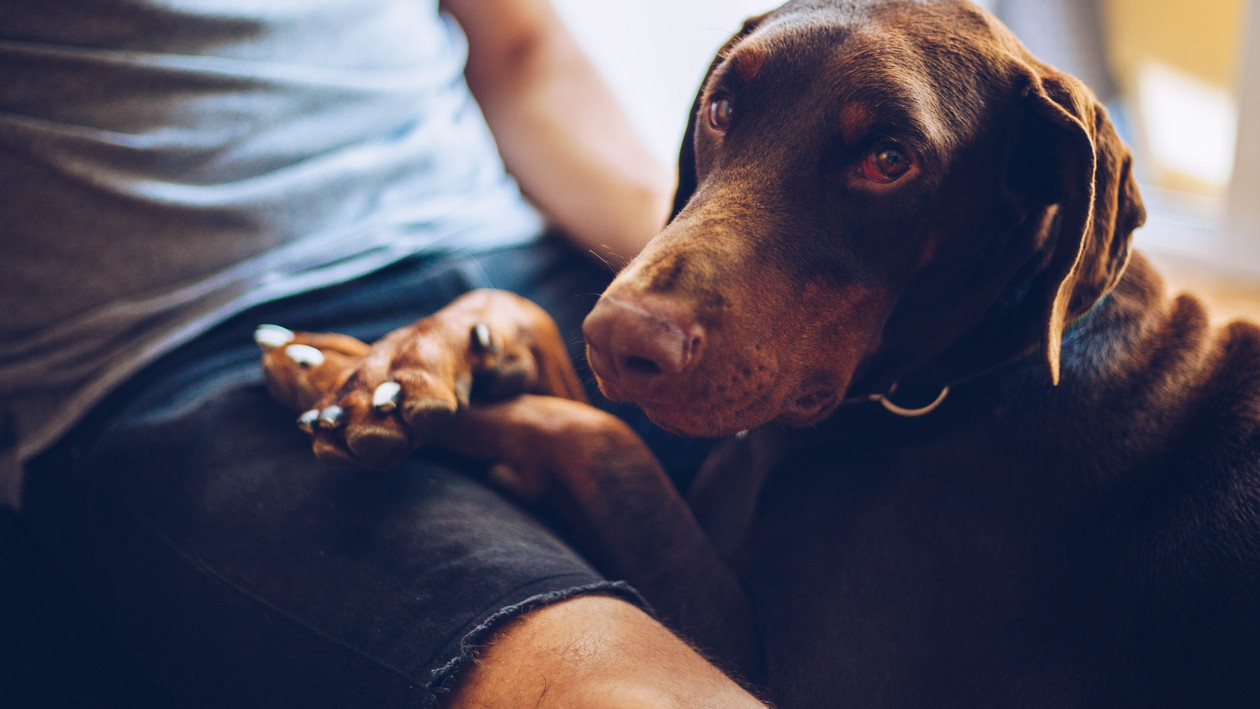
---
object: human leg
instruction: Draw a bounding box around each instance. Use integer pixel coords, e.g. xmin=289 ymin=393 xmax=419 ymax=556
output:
xmin=21 ymin=248 xmax=649 ymax=707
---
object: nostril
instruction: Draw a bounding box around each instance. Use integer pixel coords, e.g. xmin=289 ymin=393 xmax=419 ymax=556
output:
xmin=623 ymin=355 xmax=662 ymax=377
xmin=583 ymin=292 xmax=703 ymax=395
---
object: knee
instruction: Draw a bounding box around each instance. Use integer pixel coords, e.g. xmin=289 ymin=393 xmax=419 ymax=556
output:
xmin=445 ymin=595 xmax=765 ymax=709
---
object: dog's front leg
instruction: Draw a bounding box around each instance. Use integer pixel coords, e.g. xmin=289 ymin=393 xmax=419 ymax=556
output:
xmin=445 ymin=394 xmax=763 ymax=681
xmin=257 ymin=290 xmax=761 ymax=678
xmin=257 ymin=289 xmax=588 ymax=468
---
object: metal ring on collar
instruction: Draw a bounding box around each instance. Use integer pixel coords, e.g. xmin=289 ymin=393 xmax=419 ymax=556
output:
xmin=879 ymin=386 xmax=950 ymax=417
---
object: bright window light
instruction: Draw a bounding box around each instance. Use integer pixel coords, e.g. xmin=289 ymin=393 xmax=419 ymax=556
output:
xmin=1136 ymin=61 xmax=1238 ymax=190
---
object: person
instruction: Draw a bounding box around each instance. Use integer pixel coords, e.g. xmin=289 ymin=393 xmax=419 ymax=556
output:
xmin=0 ymin=0 xmax=766 ymax=705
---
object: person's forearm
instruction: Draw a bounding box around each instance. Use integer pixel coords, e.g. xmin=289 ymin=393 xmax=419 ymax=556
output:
xmin=444 ymin=0 xmax=673 ymax=265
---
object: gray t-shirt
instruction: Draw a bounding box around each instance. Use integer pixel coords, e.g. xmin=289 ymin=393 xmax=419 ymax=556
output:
xmin=0 ymin=0 xmax=544 ymax=505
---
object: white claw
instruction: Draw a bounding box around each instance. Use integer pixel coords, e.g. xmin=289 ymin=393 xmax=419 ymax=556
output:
xmin=373 ymin=381 xmax=403 ymax=413
xmin=297 ymin=409 xmax=320 ymax=433
xmin=472 ymin=322 xmax=492 ymax=352
xmin=318 ymin=405 xmax=345 ymax=429
xmin=284 ymin=344 xmax=325 ymax=368
xmin=254 ymin=324 xmax=295 ymax=349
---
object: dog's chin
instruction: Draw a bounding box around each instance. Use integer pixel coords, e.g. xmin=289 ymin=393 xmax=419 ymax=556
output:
xmin=593 ymin=366 xmax=841 ymax=435
xmin=639 ymin=404 xmax=746 ymax=438
xmin=630 ymin=405 xmax=730 ymax=438
xmin=596 ymin=371 xmax=843 ymax=436
xmin=774 ymin=389 xmax=841 ymax=428
xmin=635 ymin=388 xmax=840 ymax=438
xmin=589 ymin=374 xmax=733 ymax=436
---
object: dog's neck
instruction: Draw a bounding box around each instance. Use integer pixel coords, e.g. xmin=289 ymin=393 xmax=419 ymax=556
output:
xmin=845 ymin=260 xmax=1134 ymax=417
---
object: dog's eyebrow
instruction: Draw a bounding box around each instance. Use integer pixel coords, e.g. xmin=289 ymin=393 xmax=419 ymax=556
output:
xmin=714 ymin=35 xmax=771 ymax=89
xmin=728 ymin=44 xmax=768 ymax=82
xmin=814 ymin=24 xmax=955 ymax=151
xmin=837 ymin=79 xmax=946 ymax=159
xmin=839 ymin=103 xmax=874 ymax=142
xmin=832 ymin=96 xmax=932 ymax=154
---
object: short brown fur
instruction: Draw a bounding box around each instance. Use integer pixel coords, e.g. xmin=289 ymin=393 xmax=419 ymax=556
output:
xmin=266 ymin=1 xmax=1260 ymax=705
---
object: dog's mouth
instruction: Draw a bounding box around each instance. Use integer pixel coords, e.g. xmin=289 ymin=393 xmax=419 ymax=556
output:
xmin=586 ymin=311 xmax=857 ymax=435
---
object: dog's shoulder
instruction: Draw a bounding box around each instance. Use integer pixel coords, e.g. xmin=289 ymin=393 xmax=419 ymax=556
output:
xmin=1062 ymin=252 xmax=1260 ymax=450
xmin=1067 ymin=253 xmax=1260 ymax=604
xmin=996 ymin=254 xmax=1260 ymax=701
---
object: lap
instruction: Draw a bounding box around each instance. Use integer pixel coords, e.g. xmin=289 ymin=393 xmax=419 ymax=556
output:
xmin=21 ymin=239 xmax=685 ymax=707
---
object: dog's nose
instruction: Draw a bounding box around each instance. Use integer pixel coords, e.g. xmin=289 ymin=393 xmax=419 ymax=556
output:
xmin=583 ymin=294 xmax=703 ymax=398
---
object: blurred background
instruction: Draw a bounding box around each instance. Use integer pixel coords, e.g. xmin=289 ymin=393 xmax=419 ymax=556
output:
xmin=553 ymin=0 xmax=1260 ymax=320
xmin=1 ymin=2 xmax=1255 ymax=706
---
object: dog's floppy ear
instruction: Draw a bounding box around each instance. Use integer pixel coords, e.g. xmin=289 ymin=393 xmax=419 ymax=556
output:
xmin=1013 ymin=66 xmax=1145 ymax=384
xmin=671 ymin=14 xmax=770 ymax=221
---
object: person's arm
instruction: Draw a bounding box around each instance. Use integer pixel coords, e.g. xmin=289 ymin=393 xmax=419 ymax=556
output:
xmin=448 ymin=595 xmax=767 ymax=708
xmin=441 ymin=0 xmax=672 ymax=264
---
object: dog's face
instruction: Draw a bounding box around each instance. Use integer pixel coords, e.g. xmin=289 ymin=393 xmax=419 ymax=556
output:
xmin=583 ymin=0 xmax=1144 ymax=437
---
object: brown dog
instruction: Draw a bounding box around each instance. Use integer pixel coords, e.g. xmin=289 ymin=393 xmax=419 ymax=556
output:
xmin=259 ymin=0 xmax=1260 ymax=705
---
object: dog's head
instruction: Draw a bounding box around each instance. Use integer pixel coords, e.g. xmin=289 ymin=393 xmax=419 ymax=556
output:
xmin=583 ymin=0 xmax=1144 ymax=437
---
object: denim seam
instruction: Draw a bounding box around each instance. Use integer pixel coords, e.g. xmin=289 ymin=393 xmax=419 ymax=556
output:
xmin=90 ymin=474 xmax=650 ymax=707
xmin=425 ymin=579 xmax=650 ymax=706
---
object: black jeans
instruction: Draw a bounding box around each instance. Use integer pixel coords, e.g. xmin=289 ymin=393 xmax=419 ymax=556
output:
xmin=22 ymin=238 xmax=715 ymax=707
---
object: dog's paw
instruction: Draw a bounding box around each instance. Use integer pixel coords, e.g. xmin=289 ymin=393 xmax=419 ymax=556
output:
xmin=257 ymin=324 xmax=420 ymax=469
xmin=286 ymin=308 xmax=548 ymax=469
xmin=256 ymin=325 xmax=370 ymax=412
xmin=256 ymin=290 xmax=585 ymax=471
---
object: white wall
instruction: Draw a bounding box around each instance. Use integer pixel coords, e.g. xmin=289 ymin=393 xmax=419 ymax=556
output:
xmin=551 ymin=0 xmax=773 ymax=164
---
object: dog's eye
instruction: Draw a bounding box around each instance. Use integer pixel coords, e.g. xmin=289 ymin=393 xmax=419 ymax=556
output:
xmin=708 ymin=97 xmax=734 ymax=131
xmin=861 ymin=145 xmax=912 ymax=182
